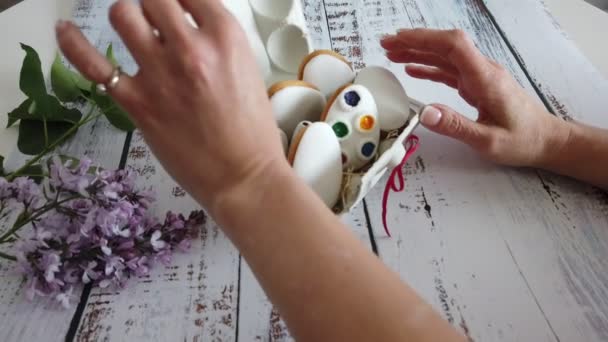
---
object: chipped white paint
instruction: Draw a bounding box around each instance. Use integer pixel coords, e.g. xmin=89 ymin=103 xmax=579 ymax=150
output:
xmin=0 ymin=2 xmax=129 ymax=341
xmin=0 ymin=116 xmax=127 ymax=342
xmin=1 ymin=0 xmax=607 ymax=341
xmin=325 ymin=0 xmax=608 ymax=341
xmin=73 ymin=130 xmax=240 ymax=342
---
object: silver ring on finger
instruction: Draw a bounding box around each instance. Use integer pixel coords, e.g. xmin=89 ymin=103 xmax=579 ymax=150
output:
xmin=96 ymin=66 xmax=123 ymax=94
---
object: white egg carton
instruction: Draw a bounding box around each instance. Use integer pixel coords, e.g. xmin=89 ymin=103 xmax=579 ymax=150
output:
xmin=223 ymin=0 xmax=423 ymax=214
xmin=223 ymin=0 xmax=313 ymax=83
xmin=338 ymin=102 xmax=421 ymax=212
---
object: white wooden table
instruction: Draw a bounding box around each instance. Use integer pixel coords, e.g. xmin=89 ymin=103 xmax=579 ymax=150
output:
xmin=1 ymin=0 xmax=608 ymax=341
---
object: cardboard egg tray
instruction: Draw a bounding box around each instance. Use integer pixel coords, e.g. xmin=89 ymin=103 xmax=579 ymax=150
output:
xmin=224 ymin=0 xmax=423 ymax=214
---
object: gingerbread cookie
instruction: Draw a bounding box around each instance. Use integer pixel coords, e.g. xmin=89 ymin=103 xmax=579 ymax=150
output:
xmin=269 ymin=80 xmax=326 ymax=137
xmin=298 ymin=50 xmax=356 ymax=98
xmin=288 ymin=122 xmax=342 ymax=208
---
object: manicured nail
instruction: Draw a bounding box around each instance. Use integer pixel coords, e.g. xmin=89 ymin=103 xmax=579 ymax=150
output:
xmin=420 ymin=106 xmax=442 ymax=127
xmin=55 ymin=20 xmax=69 ymax=32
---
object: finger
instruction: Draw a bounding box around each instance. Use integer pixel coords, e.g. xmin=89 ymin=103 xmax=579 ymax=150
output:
xmin=178 ymin=0 xmax=227 ymax=30
xmin=55 ymin=21 xmax=139 ymax=108
xmin=381 ymin=29 xmax=487 ymax=75
xmin=420 ymin=104 xmax=491 ymax=150
xmin=386 ymin=48 xmax=458 ymax=75
xmin=141 ymin=0 xmax=191 ymax=43
xmin=405 ymin=65 xmax=459 ymax=89
xmin=109 ymin=0 xmax=159 ymax=65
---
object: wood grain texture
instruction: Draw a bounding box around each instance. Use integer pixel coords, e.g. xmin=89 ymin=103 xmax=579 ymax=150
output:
xmin=483 ymin=0 xmax=608 ymax=127
xmin=2 ymin=0 xmax=608 ymax=341
xmin=0 ymin=1 xmax=129 ymax=341
xmin=322 ymin=0 xmax=608 ymax=341
xmin=0 ymin=118 xmax=127 ymax=342
xmin=480 ymin=1 xmax=608 ymax=340
xmin=73 ymin=129 xmax=240 ymax=342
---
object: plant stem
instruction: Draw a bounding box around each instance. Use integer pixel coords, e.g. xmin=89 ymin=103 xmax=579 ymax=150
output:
xmin=43 ymin=119 xmax=49 ymax=148
xmin=7 ymin=104 xmax=101 ymax=182
xmin=0 ymin=195 xmax=81 ymax=244
xmin=0 ymin=250 xmax=16 ymax=261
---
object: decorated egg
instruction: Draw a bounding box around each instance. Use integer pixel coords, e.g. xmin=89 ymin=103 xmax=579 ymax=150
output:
xmin=269 ymin=81 xmax=326 ymax=137
xmin=298 ymin=50 xmax=356 ymax=98
xmin=355 ymin=66 xmax=411 ymax=131
xmin=288 ymin=122 xmax=343 ymax=208
xmin=322 ymin=84 xmax=380 ymax=170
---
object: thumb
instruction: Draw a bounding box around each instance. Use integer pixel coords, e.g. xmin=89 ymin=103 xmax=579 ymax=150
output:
xmin=419 ymin=104 xmax=490 ymax=149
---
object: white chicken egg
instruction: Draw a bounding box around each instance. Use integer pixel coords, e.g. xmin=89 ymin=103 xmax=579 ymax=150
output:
xmin=288 ymin=122 xmax=343 ymax=208
xmin=298 ymin=50 xmax=356 ymax=98
xmin=322 ymin=84 xmax=380 ymax=171
xmin=269 ymin=81 xmax=326 ymax=138
xmin=355 ymin=66 xmax=411 ymax=131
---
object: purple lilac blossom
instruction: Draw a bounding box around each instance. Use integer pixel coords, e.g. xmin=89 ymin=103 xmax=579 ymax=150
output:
xmin=2 ymin=157 xmax=204 ymax=308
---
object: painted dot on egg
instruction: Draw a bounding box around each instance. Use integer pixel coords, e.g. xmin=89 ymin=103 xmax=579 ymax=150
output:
xmin=359 ymin=115 xmax=375 ymax=131
xmin=361 ymin=142 xmax=376 ymax=158
xmin=344 ymin=90 xmax=361 ymax=107
xmin=332 ymin=122 xmax=350 ymax=138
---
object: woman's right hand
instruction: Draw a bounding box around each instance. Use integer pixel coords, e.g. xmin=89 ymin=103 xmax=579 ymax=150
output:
xmin=381 ymin=29 xmax=569 ymax=168
xmin=55 ymin=0 xmax=288 ymax=216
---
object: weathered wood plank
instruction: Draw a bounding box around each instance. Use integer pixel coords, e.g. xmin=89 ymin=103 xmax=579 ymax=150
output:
xmin=73 ymin=131 xmax=240 ymax=341
xmin=324 ymin=0 xmax=608 ymax=341
xmin=482 ymin=0 xmax=608 ymax=127
xmin=0 ymin=119 xmax=127 ymax=342
xmin=478 ymin=2 xmax=608 ymax=340
xmin=0 ymin=1 xmax=129 ymax=341
xmin=322 ymin=0 xmax=608 ymax=341
xmin=236 ymin=2 xmax=377 ymax=339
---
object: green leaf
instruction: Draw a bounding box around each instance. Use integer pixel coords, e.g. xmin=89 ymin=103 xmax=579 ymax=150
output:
xmin=16 ymin=164 xmax=44 ymax=183
xmin=8 ymin=96 xmax=81 ymax=126
xmin=13 ymin=96 xmax=82 ymax=155
xmin=6 ymin=99 xmax=33 ymax=128
xmin=17 ymin=119 xmax=76 ymax=155
xmin=73 ymin=73 xmax=92 ymax=95
xmin=51 ymin=53 xmax=82 ymax=102
xmin=106 ymin=44 xmax=118 ymax=67
xmin=102 ymin=102 xmax=135 ymax=131
xmin=45 ymin=95 xmax=82 ymax=123
xmin=92 ymin=92 xmax=135 ymax=131
xmin=19 ymin=44 xmax=47 ymax=100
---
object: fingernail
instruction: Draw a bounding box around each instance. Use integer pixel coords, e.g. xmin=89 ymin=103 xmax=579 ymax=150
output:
xmin=55 ymin=20 xmax=69 ymax=32
xmin=380 ymin=34 xmax=394 ymax=41
xmin=420 ymin=106 xmax=442 ymax=127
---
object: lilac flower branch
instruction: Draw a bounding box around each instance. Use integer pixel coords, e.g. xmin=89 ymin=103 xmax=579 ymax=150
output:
xmin=0 ymin=158 xmax=205 ymax=308
xmin=0 ymin=194 xmax=81 ymax=245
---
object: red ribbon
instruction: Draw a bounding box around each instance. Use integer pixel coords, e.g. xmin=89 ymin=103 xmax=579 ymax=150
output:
xmin=381 ymin=135 xmax=420 ymax=237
